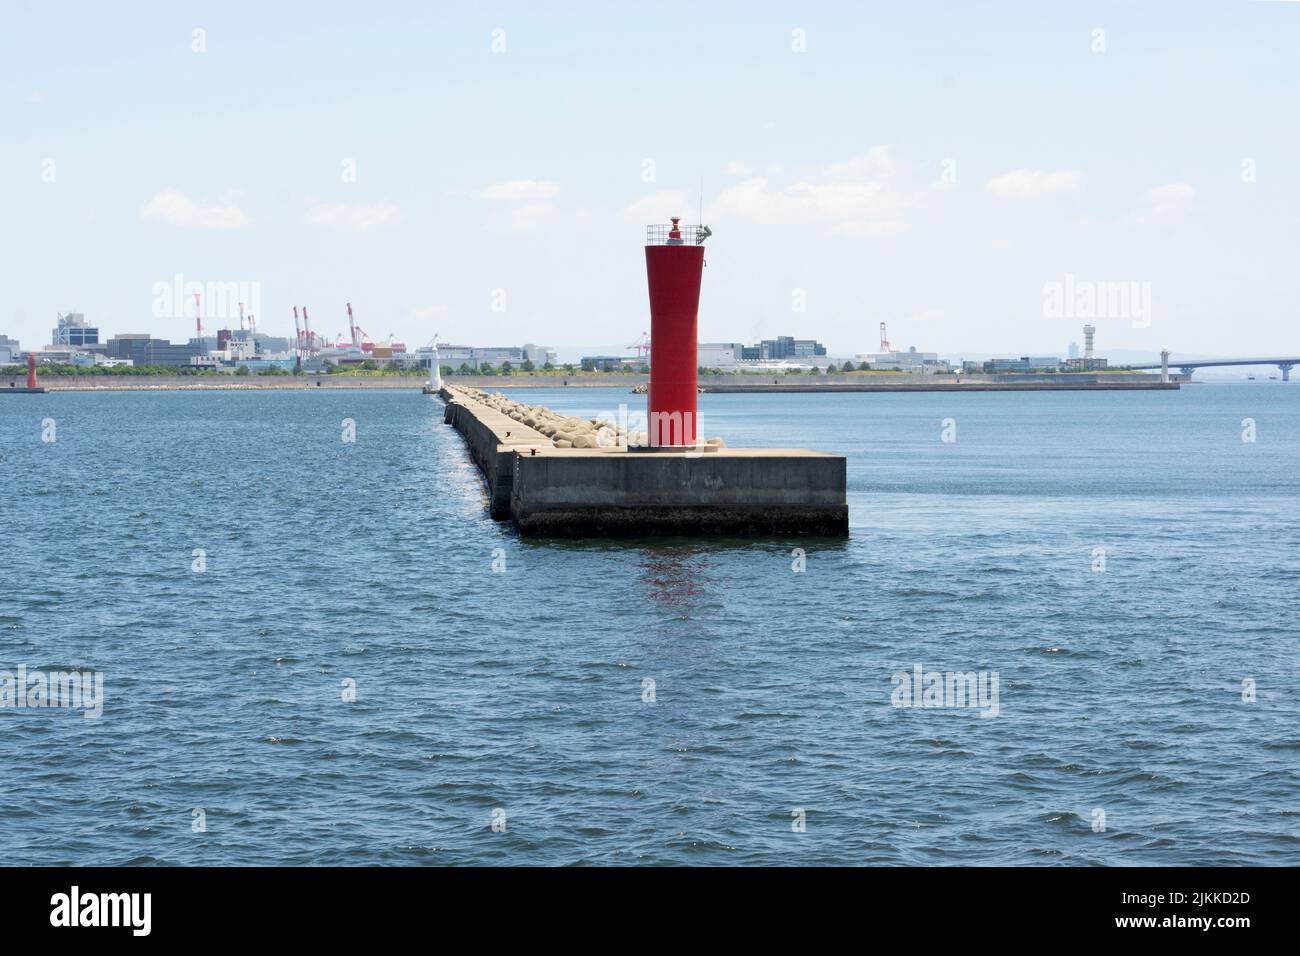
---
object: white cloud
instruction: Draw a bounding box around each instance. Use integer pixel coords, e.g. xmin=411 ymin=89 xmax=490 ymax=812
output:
xmin=1139 ymin=182 xmax=1195 ymax=225
xmin=304 ymin=200 xmax=400 ymax=230
xmin=724 ymin=161 xmax=750 ymax=176
xmin=477 ymin=179 xmax=561 ymax=228
xmin=984 ymin=169 xmax=1082 ymax=200
xmin=711 ymin=148 xmax=912 ymax=236
xmin=478 ymin=179 xmax=560 ymax=201
xmin=713 ymin=172 xmax=909 ymax=236
xmin=139 ymin=188 xmax=252 ymax=230
xmin=826 ymin=146 xmax=894 ymax=180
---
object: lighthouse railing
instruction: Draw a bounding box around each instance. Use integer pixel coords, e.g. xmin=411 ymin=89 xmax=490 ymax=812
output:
xmin=645 ymin=224 xmax=710 ymax=246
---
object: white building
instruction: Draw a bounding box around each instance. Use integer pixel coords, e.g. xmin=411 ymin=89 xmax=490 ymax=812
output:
xmin=409 ymin=343 xmax=558 ymax=370
xmin=857 ymin=345 xmax=949 ymax=373
xmin=698 ymin=343 xmax=740 ymax=368
xmin=523 ymin=343 xmax=557 ymax=367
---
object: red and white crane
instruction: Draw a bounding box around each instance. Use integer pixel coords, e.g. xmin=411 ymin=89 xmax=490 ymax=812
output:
xmin=628 ymin=330 xmax=650 ymax=360
xmin=346 ymin=302 xmax=374 ymax=352
xmin=302 ymin=306 xmax=314 ymax=354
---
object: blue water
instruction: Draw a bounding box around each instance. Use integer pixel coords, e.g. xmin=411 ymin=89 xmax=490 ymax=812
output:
xmin=1 ymin=384 xmax=1297 ymax=865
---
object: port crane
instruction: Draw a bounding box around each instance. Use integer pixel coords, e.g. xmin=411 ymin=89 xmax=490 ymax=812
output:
xmin=302 ymin=306 xmax=318 ymax=355
xmin=346 ymin=302 xmax=375 ymax=350
xmin=628 ymin=331 xmax=650 ymax=361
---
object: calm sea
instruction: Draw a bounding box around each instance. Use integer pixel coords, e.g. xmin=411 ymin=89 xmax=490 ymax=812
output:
xmin=1 ymin=383 xmax=1297 ymax=865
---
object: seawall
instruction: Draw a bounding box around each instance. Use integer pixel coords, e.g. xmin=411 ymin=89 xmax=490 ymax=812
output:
xmin=438 ymin=385 xmax=848 ymax=537
xmin=28 ymin=371 xmax=1179 ymax=392
xmin=700 ymin=380 xmax=1181 ymax=393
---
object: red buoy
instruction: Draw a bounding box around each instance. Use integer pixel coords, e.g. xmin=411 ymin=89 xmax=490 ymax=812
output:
xmin=645 ymin=217 xmax=709 ymax=446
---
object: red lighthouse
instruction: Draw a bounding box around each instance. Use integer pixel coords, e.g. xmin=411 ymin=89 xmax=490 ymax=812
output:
xmin=645 ymin=217 xmax=710 ymax=446
xmin=27 ymin=352 xmax=38 ymax=390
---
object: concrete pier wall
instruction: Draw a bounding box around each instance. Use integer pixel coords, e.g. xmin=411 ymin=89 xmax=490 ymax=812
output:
xmin=511 ymin=451 xmax=846 ymax=536
xmin=439 ymin=385 xmax=847 ymax=537
xmin=442 ymin=391 xmax=550 ymax=519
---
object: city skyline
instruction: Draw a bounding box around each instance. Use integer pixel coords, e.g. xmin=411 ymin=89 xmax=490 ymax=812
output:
xmin=5 ymin=310 xmax=1168 ymax=368
xmin=4 ymin=2 xmax=1298 ymax=357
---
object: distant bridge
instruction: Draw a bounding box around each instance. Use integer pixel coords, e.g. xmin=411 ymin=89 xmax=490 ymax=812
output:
xmin=1125 ymin=357 xmax=1300 ymax=381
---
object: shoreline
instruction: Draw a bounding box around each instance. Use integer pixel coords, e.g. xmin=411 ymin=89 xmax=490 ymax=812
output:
xmin=700 ymin=381 xmax=1181 ymax=392
xmin=22 ymin=373 xmax=1183 ymax=393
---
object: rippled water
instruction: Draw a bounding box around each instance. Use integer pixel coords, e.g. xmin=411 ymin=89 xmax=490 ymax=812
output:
xmin=1 ymin=383 xmax=1297 ymax=865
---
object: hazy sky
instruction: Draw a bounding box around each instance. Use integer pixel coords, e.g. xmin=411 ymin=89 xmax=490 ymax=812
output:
xmin=3 ymin=1 xmax=1298 ymax=359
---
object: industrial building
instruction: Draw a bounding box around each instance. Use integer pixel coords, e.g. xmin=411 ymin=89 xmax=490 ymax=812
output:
xmin=51 ymin=313 xmax=100 ymax=349
xmin=580 ymin=356 xmax=630 ymax=372
xmin=858 ymin=346 xmax=947 ymax=373
xmin=849 ymin=323 xmax=949 ymax=373
xmin=692 ymin=336 xmax=827 ymax=368
xmin=17 ymin=304 xmax=568 ymax=374
xmin=413 ymin=343 xmax=558 ymax=371
xmin=698 ymin=343 xmax=742 ymax=368
xmin=105 ymin=333 xmax=200 ymax=367
xmin=984 ymin=356 xmax=1063 ymax=372
xmin=523 ymin=343 xmax=558 ymax=367
xmin=747 ymin=336 xmax=827 ymax=360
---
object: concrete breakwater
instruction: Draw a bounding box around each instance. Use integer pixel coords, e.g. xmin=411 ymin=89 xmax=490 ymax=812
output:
xmin=439 ymin=385 xmax=847 ymax=536
xmin=457 ymin=387 xmax=728 ymax=449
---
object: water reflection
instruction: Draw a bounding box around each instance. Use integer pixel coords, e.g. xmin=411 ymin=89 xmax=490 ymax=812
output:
xmin=639 ymin=545 xmax=713 ymax=608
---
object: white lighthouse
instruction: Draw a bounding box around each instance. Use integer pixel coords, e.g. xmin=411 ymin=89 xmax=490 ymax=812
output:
xmin=427 ymin=336 xmax=442 ymax=394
